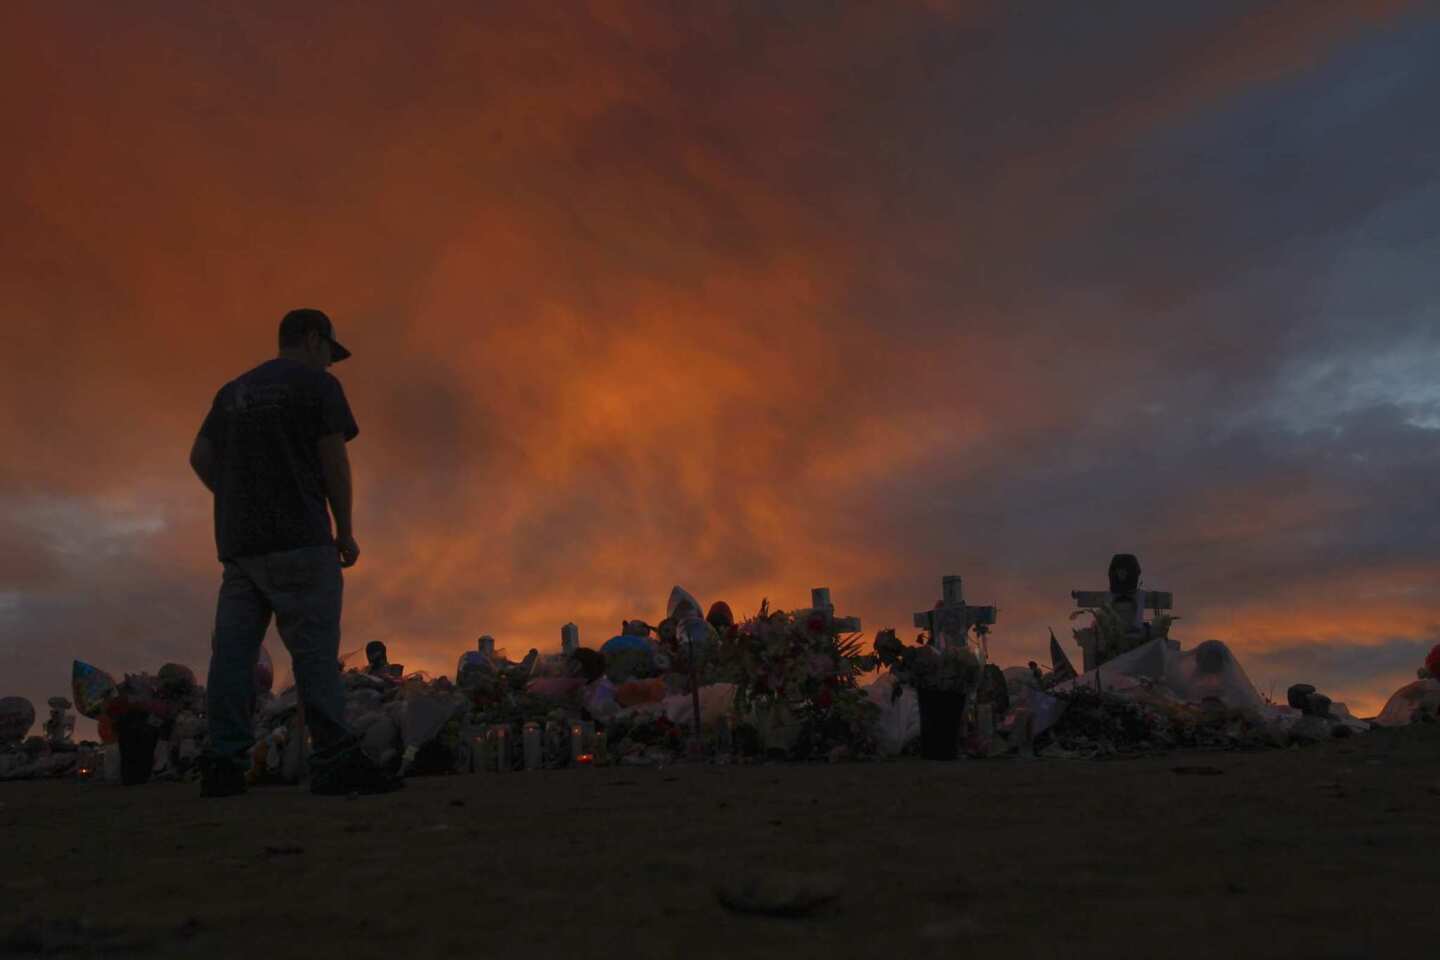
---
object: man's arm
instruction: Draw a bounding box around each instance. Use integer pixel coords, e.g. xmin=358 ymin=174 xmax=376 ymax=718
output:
xmin=317 ymin=433 xmax=359 ymax=567
xmin=189 ymin=434 xmax=216 ymax=493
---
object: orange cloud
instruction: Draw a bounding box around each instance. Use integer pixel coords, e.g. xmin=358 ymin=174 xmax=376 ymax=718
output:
xmin=0 ymin=1 xmax=1434 ymax=731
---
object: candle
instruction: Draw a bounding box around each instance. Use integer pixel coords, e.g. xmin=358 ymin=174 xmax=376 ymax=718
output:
xmin=544 ymin=720 xmax=564 ymax=767
xmin=494 ymin=725 xmax=510 ymax=773
xmin=570 ymin=723 xmax=584 ymax=764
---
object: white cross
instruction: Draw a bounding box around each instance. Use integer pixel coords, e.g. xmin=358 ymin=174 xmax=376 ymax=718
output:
xmin=913 ymin=576 xmax=996 ymax=649
xmin=1069 ymin=584 xmax=1173 ymax=672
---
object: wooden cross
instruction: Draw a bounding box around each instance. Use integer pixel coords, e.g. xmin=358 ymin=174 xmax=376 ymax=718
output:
xmin=560 ymin=623 xmax=579 ymax=655
xmin=913 ymin=576 xmax=996 ymax=650
xmin=804 ymin=586 xmax=862 ymax=633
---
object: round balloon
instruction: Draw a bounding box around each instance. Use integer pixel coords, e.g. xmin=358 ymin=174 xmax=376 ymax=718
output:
xmin=0 ymin=696 xmax=36 ymax=746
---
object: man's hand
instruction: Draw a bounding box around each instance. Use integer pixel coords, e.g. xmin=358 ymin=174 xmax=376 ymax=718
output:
xmin=189 ymin=434 xmax=216 ymax=493
xmin=337 ymin=533 xmax=360 ymax=568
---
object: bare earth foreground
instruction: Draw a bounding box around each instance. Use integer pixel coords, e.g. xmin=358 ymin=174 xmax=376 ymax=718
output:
xmin=3 ymin=727 xmax=1436 ymax=960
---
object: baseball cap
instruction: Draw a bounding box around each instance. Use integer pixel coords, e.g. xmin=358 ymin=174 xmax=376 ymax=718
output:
xmin=279 ymin=308 xmax=352 ymax=362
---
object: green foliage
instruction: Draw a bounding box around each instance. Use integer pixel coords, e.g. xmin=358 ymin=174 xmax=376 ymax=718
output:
xmin=1070 ymin=601 xmax=1179 ymax=665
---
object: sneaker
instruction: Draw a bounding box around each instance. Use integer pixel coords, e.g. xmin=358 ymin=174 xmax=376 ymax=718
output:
xmin=199 ymin=757 xmax=247 ymax=798
xmin=309 ymin=743 xmax=403 ymax=796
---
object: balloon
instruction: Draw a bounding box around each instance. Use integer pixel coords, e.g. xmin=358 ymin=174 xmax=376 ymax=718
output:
xmin=0 ymin=697 xmax=35 ymax=745
xmin=72 ymin=661 xmax=119 ymax=719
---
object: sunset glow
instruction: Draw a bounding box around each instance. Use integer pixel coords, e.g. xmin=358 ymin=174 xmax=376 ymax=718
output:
xmin=2 ymin=0 xmax=1437 ymax=728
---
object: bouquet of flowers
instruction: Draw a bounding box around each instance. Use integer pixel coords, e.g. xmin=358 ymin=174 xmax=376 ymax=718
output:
xmin=871 ymin=628 xmax=980 ymax=695
xmin=1069 ymin=601 xmax=1177 ymax=666
xmin=719 ymin=600 xmax=877 ymax=757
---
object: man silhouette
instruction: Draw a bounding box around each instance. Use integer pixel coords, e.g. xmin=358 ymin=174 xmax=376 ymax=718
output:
xmin=189 ymin=308 xmax=397 ymax=796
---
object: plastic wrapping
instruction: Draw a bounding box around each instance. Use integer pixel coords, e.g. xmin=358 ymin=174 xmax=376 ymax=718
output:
xmin=1374 ymin=679 xmax=1440 ymax=727
xmin=661 ymin=683 xmax=736 ymax=728
xmin=582 ymin=677 xmax=620 ymax=721
xmin=1057 ymin=638 xmax=1264 ymax=713
xmin=666 ymin=585 xmax=703 ymax=622
xmin=864 ymin=674 xmax=920 ymax=756
xmin=399 ymin=695 xmax=453 ymax=772
xmin=1164 ymin=639 xmax=1265 ymax=712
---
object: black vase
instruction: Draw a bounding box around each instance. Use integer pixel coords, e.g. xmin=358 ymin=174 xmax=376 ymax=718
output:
xmin=115 ymin=713 xmax=160 ymax=786
xmin=917 ymin=689 xmax=965 ymax=761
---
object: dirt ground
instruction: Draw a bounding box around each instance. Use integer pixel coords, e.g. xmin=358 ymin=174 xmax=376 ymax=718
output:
xmin=2 ymin=726 xmax=1436 ymax=960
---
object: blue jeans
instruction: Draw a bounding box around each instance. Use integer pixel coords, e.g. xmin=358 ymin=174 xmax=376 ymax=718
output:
xmin=206 ymin=544 xmax=352 ymax=762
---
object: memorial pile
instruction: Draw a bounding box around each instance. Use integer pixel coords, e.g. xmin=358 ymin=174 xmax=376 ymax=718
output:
xmin=13 ymin=558 xmax=1437 ymax=786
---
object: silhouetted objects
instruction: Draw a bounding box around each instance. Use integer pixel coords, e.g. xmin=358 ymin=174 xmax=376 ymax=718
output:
xmin=802 ymin=588 xmax=862 ymax=633
xmin=600 ymin=633 xmax=657 ymax=682
xmin=362 ymin=641 xmax=403 ymax=679
xmin=158 ymin=663 xmax=197 ymax=699
xmin=912 ymin=576 xmax=996 ymax=650
xmin=1070 ymin=554 xmax=1174 ymax=670
xmin=72 ymin=660 xmax=119 ymax=719
xmin=254 ymin=644 xmax=275 ymax=693
xmin=1375 ymin=679 xmax=1440 ymax=726
xmin=1108 ymin=553 xmax=1141 ymax=594
xmin=1285 ymin=682 xmax=1334 ymax=718
xmin=706 ymin=601 xmax=735 ymax=631
xmin=979 ymin=664 xmax=1009 ymax=719
xmin=0 ymin=697 xmax=35 ymax=746
xmin=917 ymin=689 xmax=965 ymax=760
xmin=667 ymin=585 xmax=704 ymax=623
xmin=1049 ymin=629 xmax=1077 ymax=684
xmin=571 ymin=647 xmax=606 ymax=683
xmin=116 ymin=712 xmax=160 ymax=785
xmin=561 ymin=623 xmax=580 ymax=656
xmin=1194 ymin=639 xmax=1228 ymax=675
xmin=365 ymin=641 xmax=390 ymax=674
xmin=44 ymin=698 xmax=75 ymax=747
xmin=1287 ymin=683 xmax=1316 ymax=710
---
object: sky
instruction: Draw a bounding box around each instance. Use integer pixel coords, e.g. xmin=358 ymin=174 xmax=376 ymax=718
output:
xmin=2 ymin=0 xmax=1437 ymax=737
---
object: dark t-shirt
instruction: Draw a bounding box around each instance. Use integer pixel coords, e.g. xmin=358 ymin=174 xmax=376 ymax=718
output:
xmin=199 ymin=358 xmax=359 ymax=560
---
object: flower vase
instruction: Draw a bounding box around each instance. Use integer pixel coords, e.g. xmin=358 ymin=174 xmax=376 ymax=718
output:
xmin=755 ymin=701 xmax=802 ymax=755
xmin=917 ymin=689 xmax=965 ymax=761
